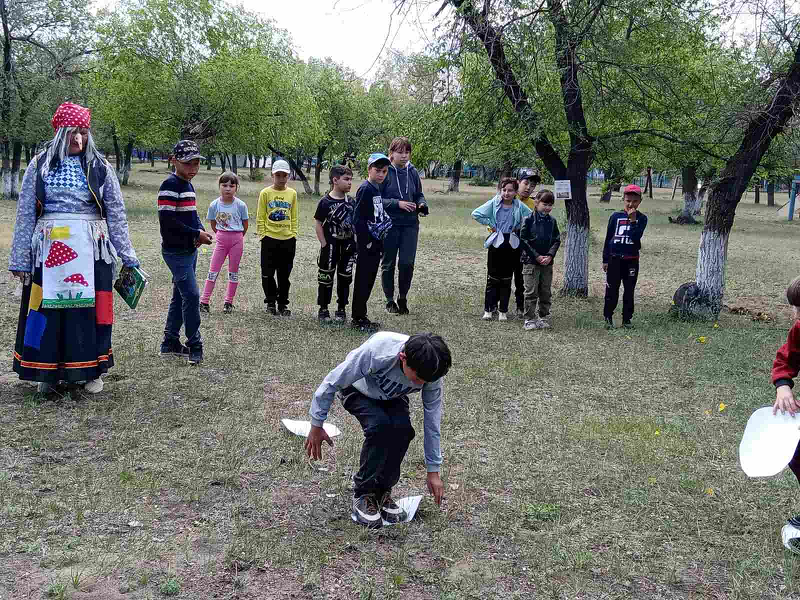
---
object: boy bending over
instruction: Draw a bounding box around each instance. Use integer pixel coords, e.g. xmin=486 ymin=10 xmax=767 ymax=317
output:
xmin=305 ymin=332 xmax=452 ymax=528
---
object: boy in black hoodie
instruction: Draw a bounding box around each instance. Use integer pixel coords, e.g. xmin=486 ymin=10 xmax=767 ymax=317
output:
xmin=519 ymin=190 xmax=560 ymax=330
xmin=602 ymin=184 xmax=648 ymax=329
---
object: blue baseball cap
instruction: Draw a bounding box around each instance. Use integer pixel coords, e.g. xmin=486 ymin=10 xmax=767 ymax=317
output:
xmin=367 ymin=153 xmax=390 ymax=168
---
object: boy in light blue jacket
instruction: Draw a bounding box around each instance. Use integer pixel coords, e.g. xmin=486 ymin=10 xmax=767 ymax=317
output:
xmin=472 ymin=178 xmax=532 ymax=321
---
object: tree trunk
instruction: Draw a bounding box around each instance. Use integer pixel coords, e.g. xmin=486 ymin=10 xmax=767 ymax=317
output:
xmin=674 ymin=166 xmax=699 ymax=224
xmin=754 ymin=182 xmax=760 ymax=204
xmin=269 ymin=145 xmax=313 ymax=194
xmin=4 ymin=140 xmax=21 ymax=200
xmin=314 ymin=145 xmax=326 ymax=196
xmin=448 ymin=159 xmax=463 ymax=193
xmin=230 ymin=154 xmax=238 ymax=174
xmin=500 ymin=157 xmax=513 ymax=181
xmin=670 ymin=174 xmax=679 ymax=202
xmin=676 ymin=42 xmax=800 ymax=319
xmin=768 ymin=180 xmax=775 ymax=206
xmin=24 ymin=144 xmax=30 ymax=164
xmin=560 ymin=167 xmax=590 ymax=297
xmin=644 ymin=166 xmax=652 ymax=197
xmin=218 ymin=153 xmax=226 ymax=172
xmin=120 ymin=139 xmax=134 ymax=185
xmin=600 ymin=189 xmax=612 ymax=203
xmin=695 ymin=185 xmax=708 ymax=216
xmin=112 ymin=133 xmax=122 ymax=173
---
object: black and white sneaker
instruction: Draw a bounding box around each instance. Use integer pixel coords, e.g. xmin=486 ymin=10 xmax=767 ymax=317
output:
xmin=318 ymin=307 xmax=332 ymax=323
xmin=386 ymin=300 xmax=399 ymax=314
xmin=223 ymin=302 xmax=234 ymax=314
xmin=265 ymin=303 xmax=278 ymax=315
xmin=334 ymin=308 xmax=347 ymax=322
xmin=278 ymin=306 xmax=291 ymax=317
xmin=379 ymin=491 xmax=407 ymax=524
xmin=783 ymin=516 xmax=800 ymax=553
xmin=351 ymin=318 xmax=381 ymax=333
xmin=199 ymin=302 xmax=210 ymax=314
xmin=188 ymin=345 xmax=203 ymax=366
xmin=351 ymin=494 xmax=382 ymax=529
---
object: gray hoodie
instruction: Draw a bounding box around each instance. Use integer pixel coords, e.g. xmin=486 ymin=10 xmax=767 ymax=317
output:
xmin=309 ymin=331 xmax=443 ymax=472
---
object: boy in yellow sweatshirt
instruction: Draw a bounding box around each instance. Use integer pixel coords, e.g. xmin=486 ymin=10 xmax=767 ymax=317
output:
xmin=257 ymin=159 xmax=298 ymax=316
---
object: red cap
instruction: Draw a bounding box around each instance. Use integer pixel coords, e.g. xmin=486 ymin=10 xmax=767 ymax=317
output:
xmin=624 ymin=184 xmax=642 ymax=196
xmin=51 ymin=102 xmax=91 ymax=132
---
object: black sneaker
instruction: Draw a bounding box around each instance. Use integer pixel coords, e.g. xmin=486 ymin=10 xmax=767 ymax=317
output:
xmin=351 ymin=494 xmax=382 ymax=529
xmin=604 ymin=317 xmax=614 ymax=330
xmin=223 ymin=303 xmax=234 ymax=314
xmin=783 ymin=517 xmax=800 ymax=553
xmin=265 ymin=303 xmax=278 ymax=315
xmin=318 ymin=307 xmax=331 ymax=323
xmin=386 ymin=300 xmax=399 ymax=314
xmin=622 ymin=320 xmax=635 ymax=329
xmin=278 ymin=306 xmax=291 ymax=317
xmin=199 ymin=302 xmax=210 ymax=313
xmin=160 ymin=339 xmax=190 ymax=357
xmin=397 ymin=299 xmax=409 ymax=315
xmin=188 ymin=345 xmax=203 ymax=366
xmin=351 ymin=317 xmax=381 ymax=333
xmin=334 ymin=308 xmax=347 ymax=322
xmin=379 ymin=491 xmax=407 ymax=524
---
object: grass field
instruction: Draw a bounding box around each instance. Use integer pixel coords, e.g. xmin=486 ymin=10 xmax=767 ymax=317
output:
xmin=2 ymin=162 xmax=800 ymax=599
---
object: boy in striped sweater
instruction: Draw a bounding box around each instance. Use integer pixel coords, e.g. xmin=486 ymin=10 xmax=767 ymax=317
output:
xmin=157 ymin=140 xmax=213 ymax=365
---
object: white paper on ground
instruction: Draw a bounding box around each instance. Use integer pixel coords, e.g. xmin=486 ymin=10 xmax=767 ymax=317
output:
xmin=740 ymin=406 xmax=800 ymax=477
xmin=383 ymin=495 xmax=423 ymax=526
xmin=281 ymin=419 xmax=341 ymax=438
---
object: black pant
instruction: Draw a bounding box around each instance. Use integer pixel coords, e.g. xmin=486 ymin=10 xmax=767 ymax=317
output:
xmin=340 ymin=386 xmax=415 ymax=498
xmin=317 ymin=239 xmax=356 ymax=308
xmin=351 ymin=240 xmax=382 ymax=320
xmin=603 ymin=256 xmax=639 ymax=321
xmin=513 ymin=262 xmax=524 ymax=311
xmin=261 ymin=237 xmax=296 ymax=308
xmin=381 ymin=224 xmax=419 ymax=302
xmin=484 ymin=240 xmax=519 ymax=313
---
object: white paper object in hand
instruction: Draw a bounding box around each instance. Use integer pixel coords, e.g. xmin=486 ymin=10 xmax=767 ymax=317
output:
xmin=509 ymin=232 xmax=520 ymax=249
xmin=382 ymin=495 xmax=423 ymax=526
xmin=281 ymin=419 xmax=341 ymax=438
xmin=484 ymin=231 xmax=504 ymax=249
xmin=740 ymin=406 xmax=800 ymax=477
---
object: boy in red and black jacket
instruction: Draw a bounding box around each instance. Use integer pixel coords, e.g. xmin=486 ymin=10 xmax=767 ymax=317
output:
xmin=772 ymin=276 xmax=800 ymax=552
xmin=602 ymin=184 xmax=647 ymax=329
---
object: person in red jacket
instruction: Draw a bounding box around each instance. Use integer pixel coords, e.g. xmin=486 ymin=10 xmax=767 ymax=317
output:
xmin=772 ymin=276 xmax=800 ymax=553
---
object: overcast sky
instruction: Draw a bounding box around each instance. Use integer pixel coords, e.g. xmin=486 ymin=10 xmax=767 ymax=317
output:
xmin=239 ymin=0 xmax=440 ymax=79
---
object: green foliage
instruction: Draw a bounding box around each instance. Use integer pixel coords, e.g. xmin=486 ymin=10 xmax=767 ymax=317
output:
xmin=160 ymin=577 xmax=180 ymax=596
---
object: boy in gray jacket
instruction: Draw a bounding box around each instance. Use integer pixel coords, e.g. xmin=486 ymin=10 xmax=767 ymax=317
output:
xmin=305 ymin=332 xmax=452 ymax=528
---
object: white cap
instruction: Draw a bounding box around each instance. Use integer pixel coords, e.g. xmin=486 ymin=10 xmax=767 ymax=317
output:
xmin=272 ymin=159 xmax=290 ymax=174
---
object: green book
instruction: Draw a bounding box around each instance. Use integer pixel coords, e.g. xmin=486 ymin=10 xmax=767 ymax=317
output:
xmin=114 ymin=266 xmax=149 ymax=309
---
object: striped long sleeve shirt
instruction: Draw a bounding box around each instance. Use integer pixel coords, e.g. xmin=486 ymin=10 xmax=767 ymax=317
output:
xmin=157 ymin=174 xmax=204 ymax=252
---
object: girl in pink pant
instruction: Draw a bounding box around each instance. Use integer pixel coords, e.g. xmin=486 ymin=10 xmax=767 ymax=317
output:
xmin=200 ymin=172 xmax=249 ymax=314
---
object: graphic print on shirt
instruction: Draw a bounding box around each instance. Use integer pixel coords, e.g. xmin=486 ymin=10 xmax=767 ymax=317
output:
xmin=367 ymin=195 xmax=392 ymax=240
xmin=613 ymin=218 xmax=635 ymax=245
xmin=268 ymin=198 xmax=291 ymax=222
xmin=373 ymin=371 xmax=415 ymax=399
xmin=216 ymin=211 xmax=231 ymax=227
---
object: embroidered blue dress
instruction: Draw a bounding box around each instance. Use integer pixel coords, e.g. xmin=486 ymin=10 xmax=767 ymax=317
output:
xmin=9 ymin=153 xmax=139 ymax=385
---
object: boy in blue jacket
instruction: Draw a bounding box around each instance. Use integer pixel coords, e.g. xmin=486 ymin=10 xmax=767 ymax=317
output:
xmin=602 ymin=184 xmax=648 ymax=329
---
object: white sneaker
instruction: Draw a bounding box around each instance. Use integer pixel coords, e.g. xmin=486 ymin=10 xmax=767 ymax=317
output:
xmin=783 ymin=521 xmax=800 ymax=554
xmin=498 ymin=312 xmax=508 ymax=321
xmin=538 ymin=317 xmax=552 ymax=329
xmin=482 ymin=311 xmax=493 ymax=320
xmin=524 ymin=319 xmax=540 ymax=330
xmin=83 ymin=378 xmax=103 ymax=394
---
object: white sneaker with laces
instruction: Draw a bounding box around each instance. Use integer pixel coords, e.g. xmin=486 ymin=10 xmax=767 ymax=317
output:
xmin=783 ymin=520 xmax=800 ymax=554
xmin=498 ymin=312 xmax=508 ymax=321
xmin=524 ymin=319 xmax=540 ymax=330
xmin=84 ymin=378 xmax=103 ymax=394
xmin=482 ymin=311 xmax=493 ymax=320
xmin=538 ymin=317 xmax=552 ymax=329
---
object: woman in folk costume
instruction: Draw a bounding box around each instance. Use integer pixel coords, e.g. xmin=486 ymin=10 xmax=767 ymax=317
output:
xmin=8 ymin=102 xmax=139 ymax=394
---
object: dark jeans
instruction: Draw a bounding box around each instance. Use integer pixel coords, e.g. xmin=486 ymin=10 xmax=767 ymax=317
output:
xmin=484 ymin=239 xmax=518 ymax=313
xmin=317 ymin=238 xmax=356 ymax=308
xmin=340 ymin=386 xmax=416 ymax=498
xmin=513 ymin=262 xmax=524 ymax=312
xmin=162 ymin=249 xmax=202 ymax=348
xmin=352 ymin=239 xmax=383 ymax=320
xmin=381 ymin=224 xmax=419 ymax=302
xmin=261 ymin=237 xmax=296 ymax=308
xmin=603 ymin=256 xmax=639 ymax=321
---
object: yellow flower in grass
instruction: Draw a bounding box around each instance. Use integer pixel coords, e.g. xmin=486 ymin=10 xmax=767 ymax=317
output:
xmin=705 ymin=487 xmax=714 ymax=496
xmin=713 ymin=323 xmax=719 ymax=329
xmin=654 ymin=430 xmax=661 ymax=436
xmin=697 ymin=336 xmax=707 ymax=343
xmin=704 ymin=409 xmax=712 ymax=416
xmin=719 ymin=402 xmax=727 ymax=412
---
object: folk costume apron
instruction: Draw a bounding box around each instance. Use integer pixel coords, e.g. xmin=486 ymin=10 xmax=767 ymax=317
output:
xmin=13 ymin=213 xmax=119 ymax=384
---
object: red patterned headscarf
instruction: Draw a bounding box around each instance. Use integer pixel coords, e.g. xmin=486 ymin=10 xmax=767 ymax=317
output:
xmin=51 ymin=102 xmax=91 ymax=132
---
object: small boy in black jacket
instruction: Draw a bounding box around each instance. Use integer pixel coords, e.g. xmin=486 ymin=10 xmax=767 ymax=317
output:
xmin=519 ymin=189 xmax=560 ymax=330
xmin=602 ymin=184 xmax=648 ymax=329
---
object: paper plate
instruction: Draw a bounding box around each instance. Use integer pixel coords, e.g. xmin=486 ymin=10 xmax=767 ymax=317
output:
xmin=740 ymin=406 xmax=800 ymax=477
xmin=281 ymin=419 xmax=341 ymax=438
